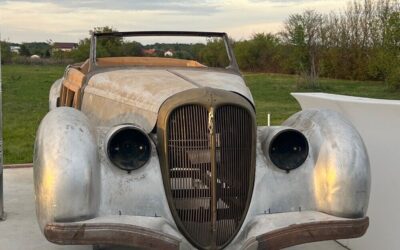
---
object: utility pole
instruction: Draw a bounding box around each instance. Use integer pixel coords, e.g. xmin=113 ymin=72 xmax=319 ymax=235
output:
xmin=0 ymin=37 xmax=5 ymax=221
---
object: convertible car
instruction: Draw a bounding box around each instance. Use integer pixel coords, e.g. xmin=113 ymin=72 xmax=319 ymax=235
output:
xmin=34 ymin=31 xmax=370 ymax=250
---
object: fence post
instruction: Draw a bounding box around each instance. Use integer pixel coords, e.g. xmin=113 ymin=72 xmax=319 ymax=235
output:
xmin=0 ymin=39 xmax=5 ymax=221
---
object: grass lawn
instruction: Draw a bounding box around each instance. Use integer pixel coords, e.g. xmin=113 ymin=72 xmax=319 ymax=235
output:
xmin=245 ymin=73 xmax=400 ymax=125
xmin=2 ymin=64 xmax=65 ymax=164
xmin=2 ymin=64 xmax=400 ymax=164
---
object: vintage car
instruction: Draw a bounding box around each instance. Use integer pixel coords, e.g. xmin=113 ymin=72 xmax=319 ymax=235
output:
xmin=34 ymin=31 xmax=370 ymax=250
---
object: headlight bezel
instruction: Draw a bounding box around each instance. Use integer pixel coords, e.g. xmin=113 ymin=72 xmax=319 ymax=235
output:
xmin=105 ymin=124 xmax=152 ymax=172
xmin=268 ymin=128 xmax=309 ymax=172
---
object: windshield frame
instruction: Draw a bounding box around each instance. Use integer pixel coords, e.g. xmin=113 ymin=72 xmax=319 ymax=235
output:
xmin=88 ymin=31 xmax=239 ymax=73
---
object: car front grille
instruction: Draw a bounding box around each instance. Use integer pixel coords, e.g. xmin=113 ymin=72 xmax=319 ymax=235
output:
xmin=166 ymin=103 xmax=254 ymax=249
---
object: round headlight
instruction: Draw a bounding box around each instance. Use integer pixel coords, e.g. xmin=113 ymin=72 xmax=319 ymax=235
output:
xmin=269 ymin=129 xmax=309 ymax=172
xmin=107 ymin=125 xmax=151 ymax=171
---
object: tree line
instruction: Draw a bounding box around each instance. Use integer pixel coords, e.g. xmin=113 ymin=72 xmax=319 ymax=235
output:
xmin=230 ymin=0 xmax=400 ymax=89
xmin=1 ymin=0 xmax=400 ymax=89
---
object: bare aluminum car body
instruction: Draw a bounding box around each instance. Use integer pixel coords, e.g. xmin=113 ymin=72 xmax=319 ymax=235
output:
xmin=34 ymin=31 xmax=370 ymax=249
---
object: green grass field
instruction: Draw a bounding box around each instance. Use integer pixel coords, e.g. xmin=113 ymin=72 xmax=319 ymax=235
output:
xmin=246 ymin=73 xmax=400 ymax=125
xmin=2 ymin=64 xmax=400 ymax=164
xmin=2 ymin=65 xmax=65 ymax=164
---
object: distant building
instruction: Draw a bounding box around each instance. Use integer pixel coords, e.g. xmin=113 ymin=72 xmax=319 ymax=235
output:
xmin=143 ymin=48 xmax=156 ymax=56
xmin=10 ymin=46 xmax=20 ymax=54
xmin=52 ymin=42 xmax=78 ymax=52
xmin=164 ymin=50 xmax=174 ymax=57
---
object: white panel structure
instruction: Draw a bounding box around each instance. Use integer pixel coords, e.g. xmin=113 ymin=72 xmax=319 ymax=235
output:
xmin=292 ymin=92 xmax=400 ymax=250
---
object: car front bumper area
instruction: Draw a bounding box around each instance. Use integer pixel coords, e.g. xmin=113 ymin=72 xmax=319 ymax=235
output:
xmin=44 ymin=211 xmax=368 ymax=250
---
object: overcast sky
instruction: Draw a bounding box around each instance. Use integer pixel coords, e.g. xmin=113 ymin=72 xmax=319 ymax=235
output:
xmin=0 ymin=0 xmax=349 ymax=43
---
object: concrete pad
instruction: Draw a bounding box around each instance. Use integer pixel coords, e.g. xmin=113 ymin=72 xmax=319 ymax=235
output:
xmin=285 ymin=242 xmax=347 ymax=250
xmin=0 ymin=168 xmax=345 ymax=250
xmin=0 ymin=168 xmax=90 ymax=250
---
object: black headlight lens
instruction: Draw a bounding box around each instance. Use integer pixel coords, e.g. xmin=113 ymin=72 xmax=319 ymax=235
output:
xmin=107 ymin=126 xmax=151 ymax=171
xmin=269 ymin=129 xmax=309 ymax=172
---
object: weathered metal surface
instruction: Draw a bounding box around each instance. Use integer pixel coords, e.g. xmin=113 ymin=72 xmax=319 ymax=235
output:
xmin=283 ymin=109 xmax=370 ymax=218
xmin=44 ymin=216 xmax=182 ymax=250
xmin=34 ymin=107 xmax=178 ymax=233
xmin=49 ymin=78 xmax=62 ymax=110
xmin=227 ymin=109 xmax=369 ymax=249
xmin=249 ymin=110 xmax=370 ymax=219
xmin=95 ymin=125 xmax=176 ymax=223
xmin=256 ymin=218 xmax=368 ymax=250
xmin=34 ymin=107 xmax=100 ymax=230
xmin=244 ymin=212 xmax=369 ymax=250
xmin=42 ymin=212 xmax=368 ymax=250
xmin=34 ymin=106 xmax=370 ymax=249
xmin=81 ymin=68 xmax=253 ymax=132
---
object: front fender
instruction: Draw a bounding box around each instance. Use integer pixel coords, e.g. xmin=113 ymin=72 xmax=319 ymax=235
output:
xmin=284 ymin=109 xmax=371 ymax=218
xmin=49 ymin=78 xmax=62 ymax=110
xmin=229 ymin=109 xmax=370 ymax=249
xmin=34 ymin=107 xmax=100 ymax=231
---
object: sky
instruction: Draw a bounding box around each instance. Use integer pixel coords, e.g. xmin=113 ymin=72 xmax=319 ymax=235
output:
xmin=0 ymin=0 xmax=350 ymax=43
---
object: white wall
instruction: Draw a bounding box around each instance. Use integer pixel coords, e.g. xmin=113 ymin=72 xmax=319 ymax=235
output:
xmin=292 ymin=93 xmax=400 ymax=250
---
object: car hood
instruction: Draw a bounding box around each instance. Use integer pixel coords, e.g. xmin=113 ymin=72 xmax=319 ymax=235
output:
xmin=82 ymin=68 xmax=254 ymax=132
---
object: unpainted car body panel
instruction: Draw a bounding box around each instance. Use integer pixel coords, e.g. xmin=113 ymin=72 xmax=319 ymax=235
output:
xmin=49 ymin=78 xmax=62 ymax=110
xmin=34 ymin=107 xmax=370 ymax=249
xmin=283 ymin=109 xmax=370 ymax=217
xmin=34 ymin=107 xmax=100 ymax=230
xmin=81 ymin=68 xmax=253 ymax=132
xmin=229 ymin=109 xmax=370 ymax=248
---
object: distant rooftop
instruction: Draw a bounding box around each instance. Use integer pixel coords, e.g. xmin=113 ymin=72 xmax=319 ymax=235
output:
xmin=52 ymin=42 xmax=78 ymax=49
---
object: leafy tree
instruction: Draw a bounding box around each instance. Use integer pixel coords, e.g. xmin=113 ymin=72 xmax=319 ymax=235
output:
xmin=121 ymin=41 xmax=144 ymax=56
xmin=56 ymin=0 xmax=400 ymax=92
xmin=190 ymin=43 xmax=206 ymax=61
xmin=95 ymin=26 xmax=123 ymax=57
xmin=235 ymin=33 xmax=281 ymax=72
xmin=19 ymin=42 xmax=51 ymax=57
xmin=71 ymin=38 xmax=90 ymax=62
xmin=19 ymin=44 xmax=31 ymax=57
xmin=175 ymin=50 xmax=193 ymax=60
xmin=198 ymin=38 xmax=229 ymax=67
xmin=0 ymin=41 xmax=12 ymax=64
xmin=281 ymin=10 xmax=323 ymax=87
xmin=71 ymin=26 xmax=121 ymax=62
xmin=380 ymin=11 xmax=400 ymax=89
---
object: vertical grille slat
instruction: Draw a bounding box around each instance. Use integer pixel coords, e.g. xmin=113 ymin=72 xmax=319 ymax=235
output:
xmin=166 ymin=104 xmax=253 ymax=249
xmin=215 ymin=105 xmax=253 ymax=246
